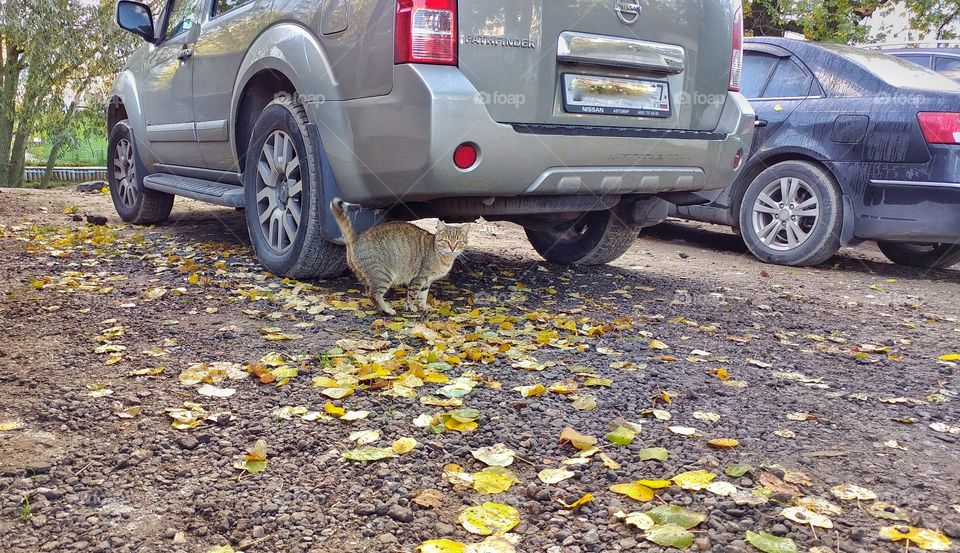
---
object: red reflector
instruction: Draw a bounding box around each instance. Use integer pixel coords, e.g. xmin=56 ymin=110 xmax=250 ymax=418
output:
xmin=395 ymin=0 xmax=458 ymax=65
xmin=917 ymin=112 xmax=960 ymax=144
xmin=732 ymin=148 xmax=743 ymax=169
xmin=453 ymin=143 xmax=478 ymax=169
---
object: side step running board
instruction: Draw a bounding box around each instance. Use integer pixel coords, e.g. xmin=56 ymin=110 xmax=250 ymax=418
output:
xmin=143 ymin=173 xmax=245 ymax=208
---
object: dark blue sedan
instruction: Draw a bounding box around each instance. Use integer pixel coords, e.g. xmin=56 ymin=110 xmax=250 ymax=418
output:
xmin=672 ymin=38 xmax=960 ymax=269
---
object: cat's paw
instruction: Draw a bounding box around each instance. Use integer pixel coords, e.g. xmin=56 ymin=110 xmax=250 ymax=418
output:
xmin=380 ymin=305 xmax=397 ymax=316
xmin=405 ymin=301 xmax=420 ymax=314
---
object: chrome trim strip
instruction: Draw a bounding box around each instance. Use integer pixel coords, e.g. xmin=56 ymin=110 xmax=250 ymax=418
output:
xmin=870 ymin=179 xmax=960 ymax=189
xmin=145 ymin=122 xmax=196 ymax=142
xmin=195 ymin=119 xmax=229 ymax=142
xmin=557 ymin=31 xmax=684 ymax=74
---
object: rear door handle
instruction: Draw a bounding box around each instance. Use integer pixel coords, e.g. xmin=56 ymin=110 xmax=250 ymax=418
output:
xmin=755 ymin=119 xmax=768 ymax=128
xmin=178 ymin=48 xmax=194 ymax=60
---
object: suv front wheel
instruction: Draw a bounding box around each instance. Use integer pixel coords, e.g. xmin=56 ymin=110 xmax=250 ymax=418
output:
xmin=525 ymin=209 xmax=639 ymax=265
xmin=107 ymin=120 xmax=173 ymax=225
xmin=243 ymin=98 xmax=346 ymax=279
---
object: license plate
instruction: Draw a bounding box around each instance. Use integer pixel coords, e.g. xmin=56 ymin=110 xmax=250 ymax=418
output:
xmin=562 ymin=74 xmax=670 ymax=118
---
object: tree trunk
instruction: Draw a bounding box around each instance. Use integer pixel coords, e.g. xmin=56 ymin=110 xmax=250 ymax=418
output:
xmin=0 ymin=44 xmax=23 ymax=186
xmin=39 ymin=142 xmax=62 ymax=189
xmin=7 ymin=126 xmax=29 ymax=188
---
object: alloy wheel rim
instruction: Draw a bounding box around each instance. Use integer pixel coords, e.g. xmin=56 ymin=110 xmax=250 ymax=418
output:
xmin=113 ymin=138 xmax=137 ymax=209
xmin=255 ymin=130 xmax=303 ymax=254
xmin=751 ymin=177 xmax=820 ymax=251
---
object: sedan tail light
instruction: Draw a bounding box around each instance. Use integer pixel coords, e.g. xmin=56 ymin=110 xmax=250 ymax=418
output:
xmin=395 ymin=0 xmax=457 ymax=66
xmin=917 ymin=112 xmax=960 ymax=144
xmin=728 ymin=1 xmax=744 ymax=92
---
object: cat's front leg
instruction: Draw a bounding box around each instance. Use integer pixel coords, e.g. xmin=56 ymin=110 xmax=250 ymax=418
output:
xmin=416 ymin=280 xmax=435 ymax=312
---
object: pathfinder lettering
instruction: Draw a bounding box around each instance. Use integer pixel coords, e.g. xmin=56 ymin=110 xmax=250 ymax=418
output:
xmin=462 ymin=34 xmax=537 ymax=49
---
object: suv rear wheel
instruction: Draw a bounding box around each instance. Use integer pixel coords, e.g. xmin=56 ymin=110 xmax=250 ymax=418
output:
xmin=244 ymin=98 xmax=346 ymax=279
xmin=525 ymin=209 xmax=639 ymax=265
xmin=107 ymin=120 xmax=173 ymax=225
xmin=738 ymin=161 xmax=841 ymax=266
xmin=877 ymin=241 xmax=960 ymax=269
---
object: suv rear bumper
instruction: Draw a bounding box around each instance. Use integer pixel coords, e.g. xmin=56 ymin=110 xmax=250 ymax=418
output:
xmin=307 ymin=64 xmax=754 ymax=208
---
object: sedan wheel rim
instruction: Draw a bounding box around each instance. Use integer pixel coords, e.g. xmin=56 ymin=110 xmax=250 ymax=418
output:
xmin=113 ymin=138 xmax=138 ymax=210
xmin=751 ymin=177 xmax=820 ymax=251
xmin=255 ymin=130 xmax=303 ymax=254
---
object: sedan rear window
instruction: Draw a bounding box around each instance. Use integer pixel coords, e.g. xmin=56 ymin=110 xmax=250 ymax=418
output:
xmin=762 ymin=59 xmax=812 ymax=98
xmin=934 ymin=56 xmax=960 ymax=82
xmin=742 ymin=53 xmax=779 ymax=99
xmin=897 ymin=54 xmax=932 ymax=68
xmin=823 ymin=44 xmax=960 ymax=92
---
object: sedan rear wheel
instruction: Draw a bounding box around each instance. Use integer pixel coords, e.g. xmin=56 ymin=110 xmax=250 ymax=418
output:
xmin=877 ymin=241 xmax=960 ymax=269
xmin=739 ymin=161 xmax=842 ymax=266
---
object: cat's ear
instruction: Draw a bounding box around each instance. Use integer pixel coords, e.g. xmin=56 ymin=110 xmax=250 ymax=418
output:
xmin=459 ymin=223 xmax=472 ymax=234
xmin=436 ymin=220 xmax=448 ymax=232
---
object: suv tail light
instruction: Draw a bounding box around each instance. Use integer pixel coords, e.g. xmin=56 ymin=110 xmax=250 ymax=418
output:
xmin=729 ymin=2 xmax=744 ymax=92
xmin=395 ymin=0 xmax=457 ymax=66
xmin=917 ymin=112 xmax=960 ymax=144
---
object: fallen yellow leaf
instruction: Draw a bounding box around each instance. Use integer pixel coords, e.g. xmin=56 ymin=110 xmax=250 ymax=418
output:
xmin=879 ymin=526 xmax=951 ymax=551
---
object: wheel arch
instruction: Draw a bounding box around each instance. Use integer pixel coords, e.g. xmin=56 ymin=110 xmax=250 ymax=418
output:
xmin=106 ymin=97 xmax=128 ymax=136
xmin=106 ymin=71 xmax=152 ymax=165
xmin=730 ymin=149 xmax=840 ymax=227
xmin=230 ymin=22 xmax=343 ymax=173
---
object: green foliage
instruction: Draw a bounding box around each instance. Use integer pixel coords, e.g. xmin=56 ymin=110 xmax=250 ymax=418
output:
xmin=1 ymin=0 xmax=136 ymax=185
xmin=744 ymin=0 xmax=957 ymax=43
xmin=906 ymin=0 xmax=960 ymax=39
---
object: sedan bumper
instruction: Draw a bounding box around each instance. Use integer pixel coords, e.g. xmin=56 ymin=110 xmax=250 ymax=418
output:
xmin=856 ymin=179 xmax=960 ymax=243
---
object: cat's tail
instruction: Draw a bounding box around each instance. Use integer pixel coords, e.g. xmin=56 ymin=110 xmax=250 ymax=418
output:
xmin=330 ymin=198 xmax=357 ymax=245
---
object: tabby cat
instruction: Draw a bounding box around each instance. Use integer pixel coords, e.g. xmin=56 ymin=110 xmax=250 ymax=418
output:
xmin=331 ymin=198 xmax=470 ymax=315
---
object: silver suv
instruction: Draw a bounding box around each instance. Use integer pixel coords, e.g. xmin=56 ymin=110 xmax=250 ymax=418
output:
xmin=109 ymin=0 xmax=754 ymax=278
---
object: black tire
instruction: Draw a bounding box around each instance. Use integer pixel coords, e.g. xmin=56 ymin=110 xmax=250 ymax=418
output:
xmin=738 ymin=161 xmax=842 ymax=266
xmin=525 ymin=209 xmax=639 ymax=265
xmin=243 ymin=98 xmax=346 ymax=279
xmin=107 ymin=120 xmax=173 ymax=225
xmin=877 ymin=241 xmax=960 ymax=269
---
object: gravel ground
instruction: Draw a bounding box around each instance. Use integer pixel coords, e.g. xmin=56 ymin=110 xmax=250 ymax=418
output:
xmin=0 ymin=187 xmax=958 ymax=553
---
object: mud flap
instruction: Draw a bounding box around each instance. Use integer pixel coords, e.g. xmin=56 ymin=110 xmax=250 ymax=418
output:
xmin=306 ymin=122 xmax=387 ymax=243
xmin=840 ymin=194 xmax=862 ymax=247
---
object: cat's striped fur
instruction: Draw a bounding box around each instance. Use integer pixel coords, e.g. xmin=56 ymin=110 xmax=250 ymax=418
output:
xmin=331 ymin=198 xmax=470 ymax=315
